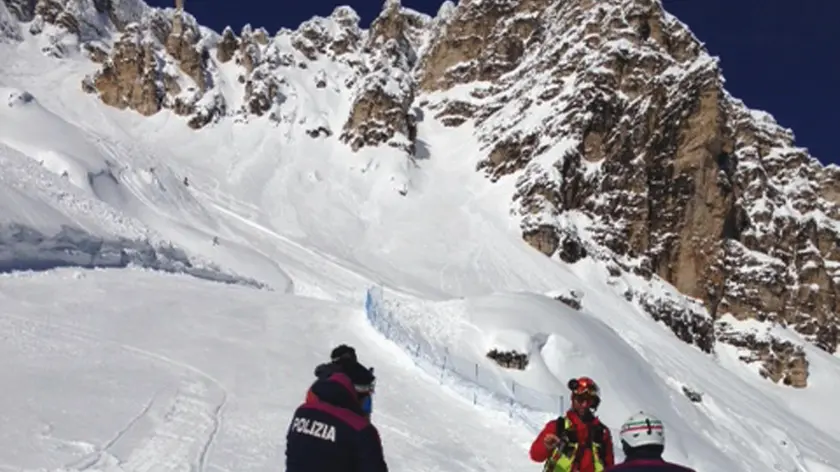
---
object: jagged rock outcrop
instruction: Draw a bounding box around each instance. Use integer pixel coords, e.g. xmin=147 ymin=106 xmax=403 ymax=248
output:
xmin=634 ymin=290 xmax=715 ymax=353
xmin=1 ymin=0 xmax=328 ymax=126
xmin=2 ymin=0 xmax=148 ymax=54
xmin=548 ymin=288 xmax=584 ymax=310
xmin=225 ymin=24 xmax=284 ymax=118
xmin=291 ymin=5 xmax=362 ymax=62
xmin=217 ymin=9 xmax=364 ymax=123
xmin=215 ymin=26 xmax=236 ymax=62
xmin=0 ymin=0 xmax=22 ymax=41
xmin=81 ymin=22 xmax=164 ymax=116
xmin=339 ymin=0 xmax=421 ymax=153
xmin=717 ymin=316 xmax=809 ymax=387
xmin=0 ymin=0 xmax=226 ymax=126
xmin=81 ymin=8 xmax=225 ymax=128
xmin=418 ymin=0 xmax=547 ymax=92
xmin=486 ymin=348 xmax=529 ymax=370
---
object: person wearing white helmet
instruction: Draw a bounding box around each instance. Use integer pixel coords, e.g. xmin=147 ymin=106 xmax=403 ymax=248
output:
xmin=605 ymin=412 xmax=696 ymax=471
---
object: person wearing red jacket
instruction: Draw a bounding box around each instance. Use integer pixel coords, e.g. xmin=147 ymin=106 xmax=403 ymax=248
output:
xmin=605 ymin=412 xmax=696 ymax=472
xmin=530 ymin=377 xmax=615 ymax=472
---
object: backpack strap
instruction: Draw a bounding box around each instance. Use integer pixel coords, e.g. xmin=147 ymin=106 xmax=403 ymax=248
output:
xmin=543 ymin=417 xmax=571 ymax=472
xmin=556 ymin=412 xmax=584 ymax=469
xmin=558 ymin=415 xmax=577 ymax=444
xmin=568 ymin=414 xmax=610 ymax=469
xmin=588 ymin=418 xmax=610 ymax=464
xmin=589 ymin=418 xmax=604 ymax=444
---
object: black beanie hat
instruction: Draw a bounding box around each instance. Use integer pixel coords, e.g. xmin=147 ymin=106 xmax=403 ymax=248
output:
xmin=330 ymin=344 xmax=357 ymax=363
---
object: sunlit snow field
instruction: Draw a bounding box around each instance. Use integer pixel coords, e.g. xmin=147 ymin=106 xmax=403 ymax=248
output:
xmin=1 ymin=4 xmax=839 ymax=472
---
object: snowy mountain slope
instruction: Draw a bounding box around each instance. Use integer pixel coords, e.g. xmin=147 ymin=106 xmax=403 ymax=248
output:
xmin=0 ymin=34 xmax=407 ymax=299
xmin=0 ymin=1 xmax=839 ymax=472
xmin=0 ymin=121 xmax=267 ymax=284
xmin=0 ymin=268 xmax=539 ymax=472
xmin=0 ymin=84 xmax=287 ymax=289
xmin=0 ymin=26 xmax=587 ymax=299
xmin=0 ymin=1 xmax=601 ymax=294
xmin=368 ymin=283 xmax=840 ymax=472
xmin=16 ymin=0 xmax=835 ymax=388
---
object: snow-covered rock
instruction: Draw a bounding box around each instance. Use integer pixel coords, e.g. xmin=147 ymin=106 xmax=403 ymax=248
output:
xmin=2 ymin=0 xmax=837 ymax=387
xmin=409 ymin=0 xmax=838 ymax=385
xmin=0 ymin=0 xmax=22 ymax=41
xmin=339 ymin=0 xmax=421 ymax=154
xmin=80 ymin=7 xmax=226 ymax=128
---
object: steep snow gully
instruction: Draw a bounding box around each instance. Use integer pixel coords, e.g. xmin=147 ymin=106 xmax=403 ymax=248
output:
xmin=1 ymin=6 xmax=840 ymax=472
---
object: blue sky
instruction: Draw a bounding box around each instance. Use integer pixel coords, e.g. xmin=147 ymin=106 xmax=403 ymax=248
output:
xmin=147 ymin=0 xmax=838 ymax=164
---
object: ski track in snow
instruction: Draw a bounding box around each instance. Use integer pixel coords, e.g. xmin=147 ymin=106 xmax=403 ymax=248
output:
xmin=0 ymin=269 xmax=542 ymax=472
xmin=207 ymin=201 xmax=372 ymax=288
xmin=0 ymin=311 xmax=227 ymax=472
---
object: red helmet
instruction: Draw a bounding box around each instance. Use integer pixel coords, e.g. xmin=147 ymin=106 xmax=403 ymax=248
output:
xmin=568 ymin=377 xmax=601 ymax=409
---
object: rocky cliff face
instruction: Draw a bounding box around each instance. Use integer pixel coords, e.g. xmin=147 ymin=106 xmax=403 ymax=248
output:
xmin=416 ymin=0 xmax=835 ymax=387
xmin=2 ymin=0 xmax=149 ymax=53
xmin=3 ymin=0 xmax=836 ymax=388
xmin=338 ymin=0 xmax=422 ymax=154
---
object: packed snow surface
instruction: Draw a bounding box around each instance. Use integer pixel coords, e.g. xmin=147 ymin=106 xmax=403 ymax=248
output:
xmin=1 ymin=8 xmax=840 ymax=472
xmin=0 ymin=269 xmax=536 ymax=472
xmin=368 ymin=286 xmax=840 ymax=471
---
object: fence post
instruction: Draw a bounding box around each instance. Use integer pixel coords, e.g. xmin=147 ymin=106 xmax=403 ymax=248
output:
xmin=510 ymin=381 xmax=516 ymax=418
xmin=472 ymin=363 xmax=478 ymax=404
xmin=440 ymin=349 xmax=448 ymax=384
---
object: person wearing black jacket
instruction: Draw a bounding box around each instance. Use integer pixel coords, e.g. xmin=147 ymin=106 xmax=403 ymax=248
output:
xmin=306 ymin=344 xmax=370 ymax=404
xmin=313 ymin=344 xmax=357 ymax=379
xmin=286 ymin=360 xmax=387 ymax=472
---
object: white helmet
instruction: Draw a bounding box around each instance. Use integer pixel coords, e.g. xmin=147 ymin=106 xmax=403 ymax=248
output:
xmin=619 ymin=411 xmax=665 ymax=448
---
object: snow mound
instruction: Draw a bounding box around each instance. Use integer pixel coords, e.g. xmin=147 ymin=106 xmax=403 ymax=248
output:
xmin=0 ymin=128 xmax=276 ymax=290
xmin=0 ymin=140 xmax=149 ymax=238
xmin=0 ymin=86 xmax=114 ymax=196
xmin=367 ymin=287 xmax=840 ymax=472
xmin=0 ymin=86 xmax=202 ymax=228
xmin=0 ymin=87 xmax=294 ymax=291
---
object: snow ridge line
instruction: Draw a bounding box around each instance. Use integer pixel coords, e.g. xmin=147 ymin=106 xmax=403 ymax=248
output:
xmin=363 ymin=286 xmax=557 ymax=432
